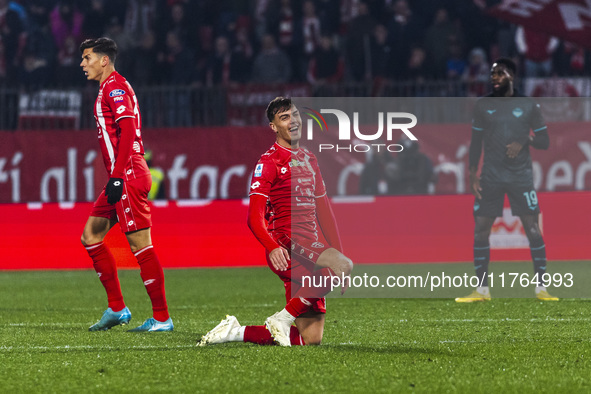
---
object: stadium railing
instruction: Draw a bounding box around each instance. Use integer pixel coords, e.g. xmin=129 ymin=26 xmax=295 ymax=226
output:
xmin=3 ymin=78 xmax=589 ymax=131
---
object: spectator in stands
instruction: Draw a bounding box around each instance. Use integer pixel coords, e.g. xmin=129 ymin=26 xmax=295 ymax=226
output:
xmin=83 ymin=0 xmax=109 ymax=39
xmin=129 ymin=30 xmax=158 ymax=86
xmin=160 ymin=30 xmax=196 ymax=126
xmin=55 ymin=35 xmax=83 ymax=87
xmin=158 ymin=2 xmax=197 ymax=58
xmin=21 ymin=14 xmax=56 ymax=89
xmin=205 ymin=36 xmax=249 ymax=86
xmin=462 ymin=47 xmax=489 ymax=97
xmin=307 ymin=35 xmax=343 ymax=86
xmin=50 ymin=0 xmax=84 ymax=52
xmin=27 ymin=0 xmax=50 ymax=32
xmin=266 ymin=0 xmax=301 ymax=81
xmin=446 ymin=43 xmax=466 ymax=80
xmin=301 ymin=0 xmax=321 ymax=66
xmin=315 ymin=0 xmax=340 ymax=36
xmin=232 ymin=17 xmax=254 ymax=79
xmin=370 ymin=24 xmax=391 ymax=81
xmin=160 ymin=29 xmax=197 ymax=84
xmin=359 ymin=148 xmax=397 ymax=196
xmin=123 ymin=0 xmax=157 ymax=44
xmin=390 ymin=138 xmax=435 ymax=195
xmin=424 ymin=7 xmax=463 ymax=80
xmin=553 ymin=42 xmax=587 ymax=77
xmin=406 ymin=45 xmax=427 ymax=83
xmin=104 ymin=16 xmax=134 ymax=76
xmin=386 ymin=0 xmax=424 ymax=80
xmin=345 ymin=1 xmax=376 ymax=82
xmin=515 ymin=25 xmax=559 ymax=78
xmin=251 ymin=34 xmax=292 ymax=84
xmin=0 ymin=0 xmax=25 ymax=86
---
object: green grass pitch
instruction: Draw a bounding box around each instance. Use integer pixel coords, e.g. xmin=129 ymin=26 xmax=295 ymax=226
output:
xmin=1 ymin=265 xmax=590 ymax=393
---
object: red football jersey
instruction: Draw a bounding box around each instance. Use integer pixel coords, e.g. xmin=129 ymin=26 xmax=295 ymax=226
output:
xmin=93 ymin=71 xmax=149 ymax=180
xmin=249 ymin=142 xmax=327 ymax=239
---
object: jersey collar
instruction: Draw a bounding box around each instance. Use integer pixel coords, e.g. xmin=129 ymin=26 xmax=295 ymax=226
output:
xmin=274 ymin=142 xmax=299 ymax=154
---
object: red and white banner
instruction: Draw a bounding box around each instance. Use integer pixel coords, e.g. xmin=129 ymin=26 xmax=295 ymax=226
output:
xmin=1 ymin=124 xmax=591 ymax=203
xmin=487 ymin=0 xmax=591 ymax=49
xmin=0 ymin=192 xmax=588 ymax=270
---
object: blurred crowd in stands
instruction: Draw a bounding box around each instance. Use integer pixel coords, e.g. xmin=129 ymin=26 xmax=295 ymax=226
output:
xmin=1 ymin=0 xmax=589 ymax=90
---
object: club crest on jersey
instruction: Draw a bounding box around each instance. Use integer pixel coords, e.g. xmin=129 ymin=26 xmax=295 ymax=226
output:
xmin=289 ymin=159 xmax=304 ymax=167
xmin=254 ymin=163 xmax=263 ymax=177
xmin=512 ymin=107 xmax=523 ymax=118
xmin=109 ymin=89 xmax=126 ymax=97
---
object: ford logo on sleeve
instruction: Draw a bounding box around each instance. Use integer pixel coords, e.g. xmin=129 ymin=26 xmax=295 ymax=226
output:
xmin=109 ymin=89 xmax=126 ymax=97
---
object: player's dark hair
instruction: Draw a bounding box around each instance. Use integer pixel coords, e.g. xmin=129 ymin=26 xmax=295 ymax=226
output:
xmin=79 ymin=37 xmax=118 ymax=64
xmin=266 ymin=97 xmax=292 ymax=122
xmin=493 ymin=57 xmax=517 ymax=76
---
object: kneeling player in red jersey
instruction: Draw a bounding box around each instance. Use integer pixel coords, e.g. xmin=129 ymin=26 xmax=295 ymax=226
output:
xmin=79 ymin=38 xmax=172 ymax=332
xmin=199 ymin=97 xmax=353 ymax=347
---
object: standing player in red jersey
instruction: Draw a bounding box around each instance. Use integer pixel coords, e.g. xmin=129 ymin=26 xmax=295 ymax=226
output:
xmin=79 ymin=37 xmax=173 ymax=332
xmin=199 ymin=97 xmax=353 ymax=347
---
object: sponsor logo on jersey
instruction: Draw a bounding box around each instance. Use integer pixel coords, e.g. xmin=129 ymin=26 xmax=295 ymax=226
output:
xmin=116 ymin=105 xmax=126 ymax=114
xmin=250 ymin=181 xmax=260 ymax=190
xmin=281 ymin=167 xmax=288 ymax=174
xmin=289 ymin=159 xmax=305 ymax=167
xmin=254 ymin=163 xmax=264 ymax=177
xmin=311 ymin=242 xmax=324 ymax=248
xmin=513 ymin=107 xmax=523 ymax=118
xmin=143 ymin=279 xmax=155 ymax=286
xmin=109 ymin=89 xmax=126 ymax=97
xmin=133 ymin=141 xmax=141 ymax=152
xmin=114 ymin=96 xmax=124 ymax=102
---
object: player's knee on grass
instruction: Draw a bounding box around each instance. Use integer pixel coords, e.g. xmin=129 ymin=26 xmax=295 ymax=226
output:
xmin=317 ymin=249 xmax=353 ymax=278
xmin=296 ymin=312 xmax=325 ymax=345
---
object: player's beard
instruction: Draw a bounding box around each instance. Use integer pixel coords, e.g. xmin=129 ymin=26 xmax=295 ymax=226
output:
xmin=492 ymin=82 xmax=511 ymax=97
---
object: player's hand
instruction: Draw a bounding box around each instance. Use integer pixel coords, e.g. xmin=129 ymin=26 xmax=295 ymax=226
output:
xmin=269 ymin=247 xmax=290 ymax=271
xmin=506 ymin=141 xmax=523 ymax=159
xmin=105 ymin=177 xmax=124 ymax=205
xmin=469 ymin=173 xmax=482 ymax=200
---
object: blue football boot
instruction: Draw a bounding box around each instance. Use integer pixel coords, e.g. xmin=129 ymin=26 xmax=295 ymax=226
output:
xmin=89 ymin=307 xmax=132 ymax=331
xmin=128 ymin=317 xmax=174 ymax=332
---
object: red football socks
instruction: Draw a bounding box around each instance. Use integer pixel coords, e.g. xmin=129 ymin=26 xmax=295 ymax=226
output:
xmin=243 ymin=325 xmax=305 ymax=346
xmin=134 ymin=245 xmax=170 ymax=322
xmin=84 ymin=242 xmax=126 ymax=312
xmin=286 ymin=297 xmax=318 ymax=318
